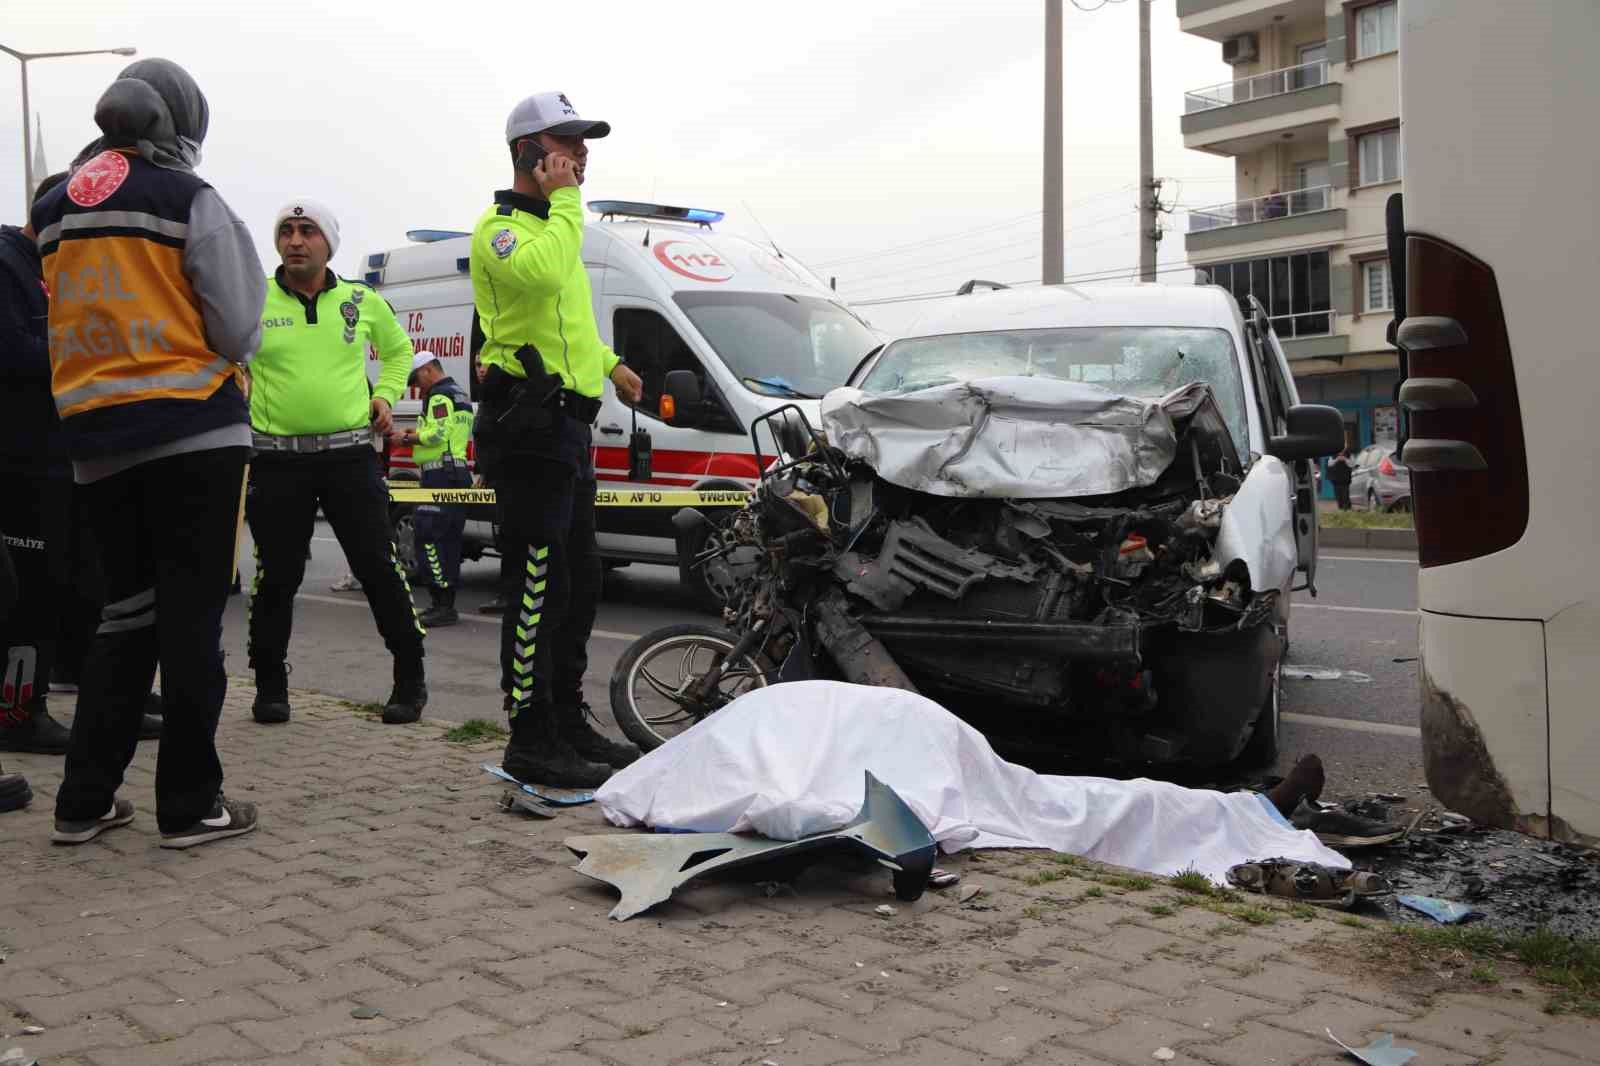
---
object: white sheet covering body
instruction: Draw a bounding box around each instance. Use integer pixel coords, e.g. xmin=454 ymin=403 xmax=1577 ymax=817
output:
xmin=598 ymin=681 xmax=1348 ymax=884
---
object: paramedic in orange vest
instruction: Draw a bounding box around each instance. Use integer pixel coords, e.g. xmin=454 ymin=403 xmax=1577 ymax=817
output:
xmin=35 ymin=58 xmax=264 ymax=850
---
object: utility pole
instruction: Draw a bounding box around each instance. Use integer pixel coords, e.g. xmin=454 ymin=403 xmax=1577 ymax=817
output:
xmin=1 ymin=41 xmax=137 ymax=214
xmin=1043 ymin=0 xmax=1064 ymax=285
xmin=1137 ymin=0 xmax=1159 ymax=282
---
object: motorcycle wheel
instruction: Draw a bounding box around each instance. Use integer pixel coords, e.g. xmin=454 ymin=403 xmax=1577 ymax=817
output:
xmin=609 ymin=623 xmax=776 ymax=752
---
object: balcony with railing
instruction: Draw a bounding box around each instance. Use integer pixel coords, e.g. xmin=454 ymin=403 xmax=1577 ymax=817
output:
xmin=1185 ymin=59 xmax=1328 ymax=113
xmin=1189 ymin=186 xmax=1332 ymax=231
xmin=1186 ymin=186 xmax=1344 ymax=253
xmin=1180 ymin=60 xmax=1341 ymax=154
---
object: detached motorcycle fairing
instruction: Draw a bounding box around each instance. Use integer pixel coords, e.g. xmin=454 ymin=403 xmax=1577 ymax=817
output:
xmin=567 ymin=770 xmax=937 ymax=920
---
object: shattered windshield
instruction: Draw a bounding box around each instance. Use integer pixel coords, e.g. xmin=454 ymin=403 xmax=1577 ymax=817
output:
xmin=861 ymin=325 xmax=1251 ymax=461
xmin=674 ymin=292 xmax=879 ymax=400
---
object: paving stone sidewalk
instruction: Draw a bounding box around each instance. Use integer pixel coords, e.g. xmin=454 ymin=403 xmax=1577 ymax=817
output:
xmin=3 ymin=685 xmax=1597 ymax=1066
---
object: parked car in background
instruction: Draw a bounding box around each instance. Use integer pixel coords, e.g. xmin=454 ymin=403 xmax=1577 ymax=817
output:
xmin=1350 ymin=445 xmax=1410 ymax=512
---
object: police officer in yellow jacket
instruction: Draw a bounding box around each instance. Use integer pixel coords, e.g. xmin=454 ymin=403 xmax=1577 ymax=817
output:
xmin=397 ymin=353 xmax=473 ymax=627
xmin=247 ymin=199 xmax=428 ymax=726
xmin=471 ymin=91 xmax=643 ymax=787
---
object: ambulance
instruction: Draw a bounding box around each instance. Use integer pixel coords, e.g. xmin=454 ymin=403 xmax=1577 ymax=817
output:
xmin=364 ymin=201 xmax=882 ymax=605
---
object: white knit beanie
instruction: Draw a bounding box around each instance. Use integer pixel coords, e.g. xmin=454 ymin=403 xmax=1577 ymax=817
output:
xmin=274 ymin=199 xmax=340 ymax=257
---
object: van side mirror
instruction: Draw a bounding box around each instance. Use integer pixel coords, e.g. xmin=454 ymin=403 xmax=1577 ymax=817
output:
xmin=1267 ymin=404 xmax=1345 ymax=462
xmin=662 ymin=369 xmax=702 ymax=427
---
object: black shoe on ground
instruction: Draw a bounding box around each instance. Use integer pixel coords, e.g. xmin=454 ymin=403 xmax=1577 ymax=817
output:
xmin=252 ymin=664 xmax=292 ymax=724
xmin=1290 ymin=799 xmax=1404 ymax=847
xmin=556 ymin=701 xmax=639 ymax=769
xmin=0 ymin=699 xmax=72 ymax=754
xmin=52 ymin=797 xmax=135 ymax=844
xmin=160 ymin=794 xmax=258 ymax=849
xmin=0 ymin=764 xmax=32 ymax=813
xmin=502 ymin=705 xmax=611 ymax=789
xmin=419 ymin=588 xmax=459 ymax=628
xmin=382 ymin=663 xmax=428 ymax=725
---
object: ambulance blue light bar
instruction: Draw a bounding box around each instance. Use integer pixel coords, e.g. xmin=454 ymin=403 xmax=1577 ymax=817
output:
xmin=589 ymin=200 xmax=724 ymax=225
xmin=405 ymin=229 xmax=470 ymax=243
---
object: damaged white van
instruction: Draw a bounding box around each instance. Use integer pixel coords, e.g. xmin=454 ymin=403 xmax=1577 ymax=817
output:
xmin=821 ymin=284 xmax=1343 ymax=766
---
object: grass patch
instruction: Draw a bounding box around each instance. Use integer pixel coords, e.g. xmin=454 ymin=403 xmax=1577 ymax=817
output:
xmin=1287 ymin=903 xmax=1320 ymax=922
xmin=1022 ymin=904 xmax=1045 ymax=921
xmin=1319 ymin=509 xmax=1413 ymax=529
xmin=349 ymin=701 xmax=386 ymax=719
xmin=1082 ymin=887 xmax=1106 ymax=899
xmin=1146 ymin=903 xmax=1178 ymax=918
xmin=1102 ymin=874 xmax=1156 ymax=892
xmin=1047 ymin=853 xmax=1084 ymax=867
xmin=1370 ymin=924 xmax=1600 ymax=1017
xmin=1226 ymin=904 xmax=1278 ymax=926
xmin=623 ymin=1024 xmax=657 ymax=1039
xmin=443 ymin=718 xmax=508 ymax=743
xmin=1338 ymin=915 xmax=1369 ymax=929
xmin=1169 ymin=866 xmax=1219 ymax=897
xmin=1023 ymin=868 xmax=1074 ymax=887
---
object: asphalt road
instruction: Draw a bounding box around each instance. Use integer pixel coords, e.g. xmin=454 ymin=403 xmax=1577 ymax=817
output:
xmin=222 ymin=527 xmax=1425 ymax=801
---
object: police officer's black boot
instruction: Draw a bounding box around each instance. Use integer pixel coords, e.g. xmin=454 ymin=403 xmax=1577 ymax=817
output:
xmin=555 ymin=701 xmax=639 ymax=769
xmin=381 ymin=658 xmax=428 ymax=725
xmin=0 ymin=697 xmax=71 ymax=754
xmin=419 ymin=588 xmax=459 ymax=628
xmin=502 ymin=702 xmax=610 ymax=789
xmin=252 ymin=663 xmax=292 ymax=725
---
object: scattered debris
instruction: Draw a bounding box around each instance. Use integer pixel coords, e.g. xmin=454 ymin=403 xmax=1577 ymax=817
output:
xmin=566 ymin=772 xmax=936 ymax=921
xmin=929 ymin=867 xmax=961 ymax=889
xmin=1283 ymin=665 xmax=1372 ymax=683
xmin=958 ymin=884 xmax=985 ymax=904
xmin=994 ymin=986 xmax=1011 ymax=993
xmin=498 ymin=791 xmax=555 ymax=820
xmin=874 ymin=905 xmax=898 ymax=919
xmin=1326 ymin=1028 xmax=1417 ymax=1066
xmin=0 ymin=1049 xmax=38 ymax=1066
xmin=1153 ymin=1048 xmax=1177 ymax=1062
xmin=763 ymin=1037 xmax=785 ymax=1046
xmin=482 ymin=764 xmax=595 ymax=805
xmin=1397 ymin=894 xmax=1481 ymax=925
xmin=1361 ymin=805 xmax=1600 ymax=935
xmin=1227 ymin=859 xmax=1391 ymax=910
xmin=350 ymin=1006 xmax=383 ymax=1019
xmin=17 ymin=1029 xmax=41 ymax=1037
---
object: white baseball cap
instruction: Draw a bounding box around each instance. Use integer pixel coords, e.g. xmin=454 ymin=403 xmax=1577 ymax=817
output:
xmin=505 ymin=91 xmax=611 ymax=143
xmin=408 ymin=352 xmax=439 ymax=383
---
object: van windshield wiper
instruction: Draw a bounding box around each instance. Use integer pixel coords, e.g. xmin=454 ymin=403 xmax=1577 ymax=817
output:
xmin=743 ymin=376 xmax=820 ymax=399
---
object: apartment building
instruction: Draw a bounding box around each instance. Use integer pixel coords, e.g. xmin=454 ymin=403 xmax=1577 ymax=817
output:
xmin=1178 ymin=0 xmax=1402 ymax=455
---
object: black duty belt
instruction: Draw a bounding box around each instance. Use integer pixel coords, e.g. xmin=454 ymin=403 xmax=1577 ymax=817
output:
xmin=556 ymin=390 xmax=602 ymax=424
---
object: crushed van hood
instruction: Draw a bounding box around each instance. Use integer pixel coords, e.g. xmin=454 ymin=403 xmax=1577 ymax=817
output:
xmin=821 ymin=377 xmax=1214 ymax=499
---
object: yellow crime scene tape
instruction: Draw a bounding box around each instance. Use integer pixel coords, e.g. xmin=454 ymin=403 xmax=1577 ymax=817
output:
xmin=387 ymin=483 xmax=752 ymax=508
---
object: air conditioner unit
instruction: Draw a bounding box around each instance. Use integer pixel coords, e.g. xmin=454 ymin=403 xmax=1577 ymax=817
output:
xmin=1222 ymin=33 xmax=1258 ymax=65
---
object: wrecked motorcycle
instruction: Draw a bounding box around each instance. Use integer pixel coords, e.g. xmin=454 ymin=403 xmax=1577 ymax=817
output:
xmin=610 ymin=388 xmax=1290 ymax=768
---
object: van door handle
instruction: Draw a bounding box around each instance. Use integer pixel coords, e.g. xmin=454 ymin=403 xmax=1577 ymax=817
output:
xmin=600 ymin=423 xmax=624 ymax=436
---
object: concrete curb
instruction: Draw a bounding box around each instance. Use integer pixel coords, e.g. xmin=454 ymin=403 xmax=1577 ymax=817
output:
xmin=1319 ymin=525 xmax=1418 ymax=551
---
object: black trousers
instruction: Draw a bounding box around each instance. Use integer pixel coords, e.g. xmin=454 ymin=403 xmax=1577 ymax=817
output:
xmin=1334 ymin=482 xmax=1352 ymax=510
xmin=55 ymin=446 xmax=247 ymax=832
xmin=246 ymin=446 xmax=423 ymax=671
xmin=485 ymin=416 xmax=599 ymax=712
xmin=417 ymin=465 xmax=471 ymax=591
xmin=0 ymin=472 xmax=69 ymax=717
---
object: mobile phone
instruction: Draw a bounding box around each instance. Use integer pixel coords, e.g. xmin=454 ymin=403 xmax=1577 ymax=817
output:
xmin=515 ymin=138 xmax=549 ymax=173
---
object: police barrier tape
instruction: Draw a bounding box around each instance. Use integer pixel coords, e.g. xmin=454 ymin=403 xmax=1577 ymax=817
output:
xmin=387 ymin=483 xmax=752 ymax=508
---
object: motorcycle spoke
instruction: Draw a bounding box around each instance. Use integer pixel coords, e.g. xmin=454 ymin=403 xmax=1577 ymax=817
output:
xmin=637 ymin=663 xmax=692 ymax=705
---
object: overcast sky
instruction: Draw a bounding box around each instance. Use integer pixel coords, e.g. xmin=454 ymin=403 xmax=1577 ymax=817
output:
xmin=3 ymin=0 xmax=1233 ymax=325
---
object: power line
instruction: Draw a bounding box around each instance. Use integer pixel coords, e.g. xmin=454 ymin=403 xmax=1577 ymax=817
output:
xmin=845 ymin=224 xmax=1143 ymax=299
xmin=851 ymin=231 xmax=1390 ymax=305
xmin=834 ymin=204 xmax=1139 ymax=287
xmin=812 ymin=184 xmax=1136 ymax=270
